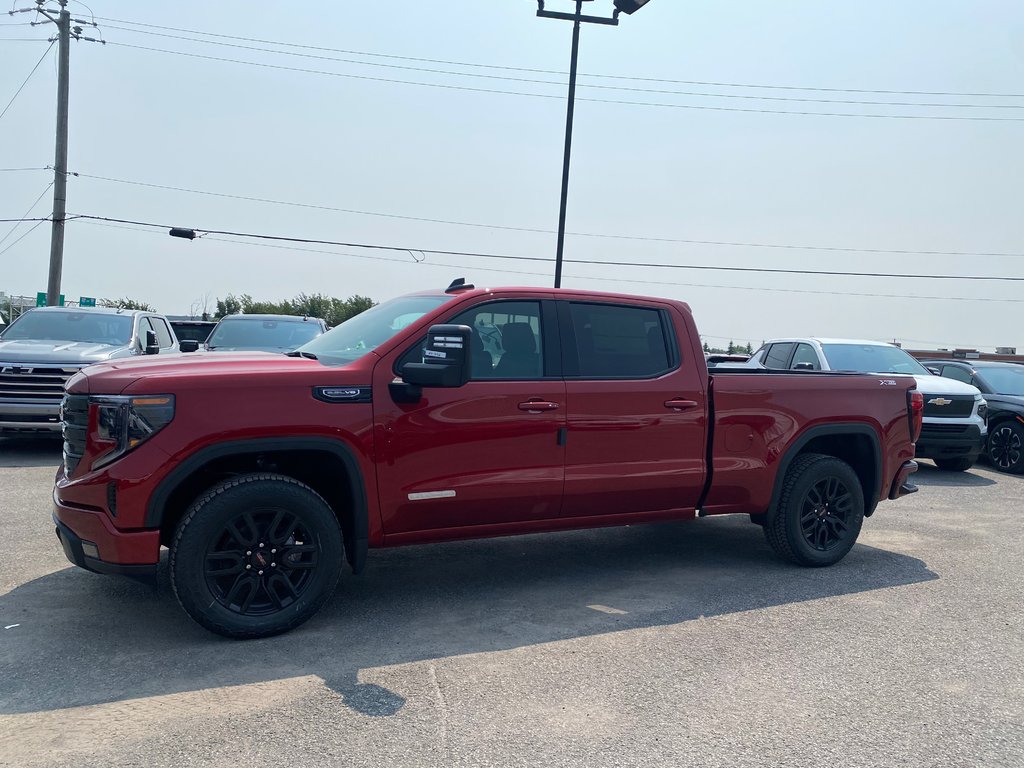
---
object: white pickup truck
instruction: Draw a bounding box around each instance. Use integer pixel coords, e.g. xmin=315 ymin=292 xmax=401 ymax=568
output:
xmin=742 ymin=338 xmax=988 ymax=471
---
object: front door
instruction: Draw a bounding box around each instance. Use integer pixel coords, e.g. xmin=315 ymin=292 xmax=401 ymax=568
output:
xmin=373 ymin=298 xmax=566 ymax=537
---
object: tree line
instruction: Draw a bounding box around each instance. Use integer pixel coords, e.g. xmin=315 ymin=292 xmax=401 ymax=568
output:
xmin=99 ymin=293 xmax=376 ymax=327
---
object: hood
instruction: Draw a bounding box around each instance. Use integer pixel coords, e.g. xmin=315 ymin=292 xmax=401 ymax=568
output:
xmin=981 ymin=393 xmax=1024 ymax=410
xmin=0 ymin=338 xmax=130 ymax=365
xmin=911 ymin=373 xmax=981 ymax=397
xmin=68 ymin=351 xmax=367 ymax=395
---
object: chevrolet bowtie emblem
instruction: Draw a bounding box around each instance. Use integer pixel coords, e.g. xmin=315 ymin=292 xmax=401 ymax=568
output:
xmin=928 ymin=397 xmax=953 ymax=406
xmin=1 ymin=366 xmax=32 ymax=375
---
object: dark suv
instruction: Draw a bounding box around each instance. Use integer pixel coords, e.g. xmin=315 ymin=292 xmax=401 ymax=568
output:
xmin=924 ymin=360 xmax=1024 ymax=474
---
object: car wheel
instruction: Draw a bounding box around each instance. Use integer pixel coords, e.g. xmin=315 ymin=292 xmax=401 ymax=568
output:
xmin=934 ymin=457 xmax=974 ymax=472
xmin=764 ymin=453 xmax=865 ymax=567
xmin=987 ymin=421 xmax=1024 ymax=474
xmin=170 ymin=473 xmax=343 ymax=639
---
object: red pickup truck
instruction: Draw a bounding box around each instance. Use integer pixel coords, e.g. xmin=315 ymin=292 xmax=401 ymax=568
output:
xmin=54 ymin=281 xmax=922 ymax=638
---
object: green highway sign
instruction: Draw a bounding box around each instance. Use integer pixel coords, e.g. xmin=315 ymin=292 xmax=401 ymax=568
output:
xmin=79 ymin=296 xmax=96 ymax=307
xmin=36 ymin=292 xmax=65 ymax=307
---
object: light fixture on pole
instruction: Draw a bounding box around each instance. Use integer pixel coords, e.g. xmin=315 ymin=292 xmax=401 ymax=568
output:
xmin=535 ymin=0 xmax=653 ymax=288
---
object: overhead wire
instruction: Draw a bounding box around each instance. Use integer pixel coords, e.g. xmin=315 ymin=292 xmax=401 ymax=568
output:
xmin=69 ymin=170 xmax=1024 ymax=259
xmin=102 ymin=41 xmax=1024 ymax=122
xmin=95 ymin=23 xmax=1024 ymax=110
xmin=0 ymin=39 xmax=53 ymax=121
xmin=70 ymin=217 xmax=1024 ymax=304
xmin=93 ymin=16 xmax=1024 ymax=99
xmin=0 ymin=181 xmax=53 ymax=248
xmin=64 ymin=214 xmax=1024 ymax=282
xmin=0 ymin=218 xmax=46 ymax=258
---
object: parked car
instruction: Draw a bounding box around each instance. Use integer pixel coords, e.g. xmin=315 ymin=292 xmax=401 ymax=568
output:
xmin=169 ymin=319 xmax=217 ymax=346
xmin=923 ymin=359 xmax=1024 ymax=474
xmin=745 ymin=338 xmax=987 ymax=471
xmin=204 ymin=314 xmax=327 ymax=353
xmin=0 ymin=306 xmax=179 ymax=436
xmin=55 ymin=282 xmax=920 ymax=638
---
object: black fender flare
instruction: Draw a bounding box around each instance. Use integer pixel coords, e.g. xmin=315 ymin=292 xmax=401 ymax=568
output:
xmin=766 ymin=423 xmax=883 ymax=522
xmin=145 ymin=437 xmax=369 ymax=574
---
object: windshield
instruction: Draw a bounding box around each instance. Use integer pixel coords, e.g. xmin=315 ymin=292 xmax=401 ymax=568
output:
xmin=207 ymin=317 xmax=323 ymax=350
xmin=978 ymin=367 xmax=1024 ymax=396
xmin=821 ymin=343 xmax=929 ymax=375
xmin=297 ymin=294 xmax=450 ymax=364
xmin=0 ymin=310 xmax=133 ymax=345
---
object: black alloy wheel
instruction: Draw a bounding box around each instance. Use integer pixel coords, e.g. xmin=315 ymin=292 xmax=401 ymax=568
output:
xmin=798 ymin=475 xmax=855 ymax=552
xmin=988 ymin=422 xmax=1024 ymax=474
xmin=765 ymin=453 xmax=865 ymax=567
xmin=204 ymin=510 xmax=319 ymax=616
xmin=171 ymin=473 xmax=344 ymax=639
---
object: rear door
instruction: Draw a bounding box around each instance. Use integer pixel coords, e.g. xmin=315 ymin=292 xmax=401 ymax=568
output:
xmin=559 ymin=300 xmax=707 ymax=519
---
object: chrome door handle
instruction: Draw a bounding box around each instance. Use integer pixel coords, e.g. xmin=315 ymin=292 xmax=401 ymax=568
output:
xmin=664 ymin=398 xmax=699 ymax=411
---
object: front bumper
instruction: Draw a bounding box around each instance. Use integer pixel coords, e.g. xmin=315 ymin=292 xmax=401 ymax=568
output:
xmin=53 ymin=492 xmax=160 ymax=583
xmin=915 ymin=423 xmax=984 ymax=461
xmin=0 ymin=400 xmax=62 ymax=432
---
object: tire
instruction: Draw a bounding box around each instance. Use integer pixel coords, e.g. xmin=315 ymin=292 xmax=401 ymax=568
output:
xmin=170 ymin=473 xmax=344 ymax=639
xmin=934 ymin=457 xmax=974 ymax=472
xmin=764 ymin=453 xmax=865 ymax=567
xmin=987 ymin=421 xmax=1024 ymax=474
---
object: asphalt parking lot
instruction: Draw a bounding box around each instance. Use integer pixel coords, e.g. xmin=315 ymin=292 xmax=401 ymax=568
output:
xmin=1 ymin=437 xmax=1022 ymax=768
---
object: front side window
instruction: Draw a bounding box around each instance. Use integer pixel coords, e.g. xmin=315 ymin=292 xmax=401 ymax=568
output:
xmin=151 ymin=317 xmax=174 ymax=348
xmin=0 ymin=310 xmax=133 ymax=345
xmin=569 ymin=302 xmax=672 ymax=379
xmin=790 ymin=343 xmax=821 ymax=370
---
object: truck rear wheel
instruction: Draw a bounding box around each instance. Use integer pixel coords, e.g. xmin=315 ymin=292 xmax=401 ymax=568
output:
xmin=764 ymin=453 xmax=865 ymax=567
xmin=170 ymin=473 xmax=343 ymax=639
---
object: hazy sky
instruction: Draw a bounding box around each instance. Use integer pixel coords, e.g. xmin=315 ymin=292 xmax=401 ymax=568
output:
xmin=1 ymin=0 xmax=1021 ymax=351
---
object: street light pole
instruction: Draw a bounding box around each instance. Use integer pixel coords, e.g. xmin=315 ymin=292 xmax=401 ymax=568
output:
xmin=536 ymin=1 xmax=652 ymax=288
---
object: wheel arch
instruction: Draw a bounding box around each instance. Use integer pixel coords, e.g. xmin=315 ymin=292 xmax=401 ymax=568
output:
xmin=147 ymin=438 xmax=369 ymax=574
xmin=767 ymin=424 xmax=882 ymax=522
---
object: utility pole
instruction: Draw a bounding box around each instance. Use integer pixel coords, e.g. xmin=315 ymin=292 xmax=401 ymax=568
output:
xmin=46 ymin=1 xmax=70 ymax=307
xmin=9 ymin=1 xmax=102 ymax=306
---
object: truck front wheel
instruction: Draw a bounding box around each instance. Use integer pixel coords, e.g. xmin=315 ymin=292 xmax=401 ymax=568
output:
xmin=170 ymin=473 xmax=344 ymax=639
xmin=764 ymin=453 xmax=865 ymax=567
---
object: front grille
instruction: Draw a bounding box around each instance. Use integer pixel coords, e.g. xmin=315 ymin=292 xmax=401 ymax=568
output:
xmin=0 ymin=364 xmax=82 ymax=402
xmin=921 ymin=423 xmax=970 ymax=435
xmin=922 ymin=395 xmax=975 ymax=419
xmin=61 ymin=394 xmax=89 ymax=474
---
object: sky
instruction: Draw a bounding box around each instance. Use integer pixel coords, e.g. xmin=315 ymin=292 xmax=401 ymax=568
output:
xmin=1 ymin=0 xmax=1022 ymax=351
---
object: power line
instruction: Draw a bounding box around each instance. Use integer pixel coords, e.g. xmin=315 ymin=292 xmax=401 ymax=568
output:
xmin=0 ymin=166 xmax=48 ymax=172
xmin=0 ymin=181 xmax=53 ymax=248
xmin=0 ymin=40 xmax=54 ymax=121
xmin=69 ymin=170 xmax=1024 ymax=259
xmin=103 ymin=42 xmax=1024 ymax=122
xmin=65 ymin=214 xmax=1024 ymax=282
xmin=0 ymin=217 xmax=46 ymax=258
xmin=0 ymin=216 xmax=50 ymax=223
xmin=72 ymin=217 xmax=1024 ymax=304
xmin=96 ymin=23 xmax=1024 ymax=110
xmin=94 ymin=15 xmax=1024 ymax=99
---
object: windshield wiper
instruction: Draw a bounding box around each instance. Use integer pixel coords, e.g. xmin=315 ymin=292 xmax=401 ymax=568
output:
xmin=285 ymin=350 xmax=318 ymax=360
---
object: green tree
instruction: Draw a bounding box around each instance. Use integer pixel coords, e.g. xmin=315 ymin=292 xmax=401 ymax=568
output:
xmin=702 ymin=341 xmax=711 ymax=353
xmin=744 ymin=342 xmax=753 ymax=355
xmin=727 ymin=340 xmax=737 ymax=354
xmin=215 ymin=293 xmax=375 ymax=325
xmin=100 ymin=297 xmax=154 ymax=311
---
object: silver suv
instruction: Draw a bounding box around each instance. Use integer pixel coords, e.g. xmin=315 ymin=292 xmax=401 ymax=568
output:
xmin=0 ymin=306 xmax=180 ymax=435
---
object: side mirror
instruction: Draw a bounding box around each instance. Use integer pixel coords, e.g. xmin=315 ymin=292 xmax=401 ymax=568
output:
xmin=145 ymin=329 xmax=160 ymax=355
xmin=179 ymin=340 xmax=200 ymax=353
xmin=793 ymin=362 xmax=815 ymax=371
xmin=391 ymin=324 xmax=472 ymax=402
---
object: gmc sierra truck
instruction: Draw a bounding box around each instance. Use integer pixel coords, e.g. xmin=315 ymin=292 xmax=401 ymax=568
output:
xmin=54 ymin=282 xmax=922 ymax=638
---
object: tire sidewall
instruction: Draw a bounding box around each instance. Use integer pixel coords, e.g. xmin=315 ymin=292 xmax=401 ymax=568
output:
xmin=781 ymin=458 xmax=865 ymax=566
xmin=987 ymin=421 xmax=1024 ymax=474
xmin=171 ymin=476 xmax=343 ymax=638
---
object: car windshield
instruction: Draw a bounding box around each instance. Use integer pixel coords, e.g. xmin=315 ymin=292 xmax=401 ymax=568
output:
xmin=296 ymin=294 xmax=451 ymax=365
xmin=820 ymin=343 xmax=929 ymax=375
xmin=978 ymin=367 xmax=1024 ymax=396
xmin=207 ymin=318 xmax=323 ymax=350
xmin=0 ymin=310 xmax=133 ymax=345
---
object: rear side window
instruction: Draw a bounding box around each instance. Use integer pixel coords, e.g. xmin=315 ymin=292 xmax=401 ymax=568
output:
xmin=569 ymin=302 xmax=672 ymax=379
xmin=764 ymin=343 xmax=795 ymax=369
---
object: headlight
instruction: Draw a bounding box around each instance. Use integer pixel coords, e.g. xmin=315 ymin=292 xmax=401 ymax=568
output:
xmin=977 ymin=397 xmax=988 ymax=421
xmin=89 ymin=395 xmax=175 ymax=468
